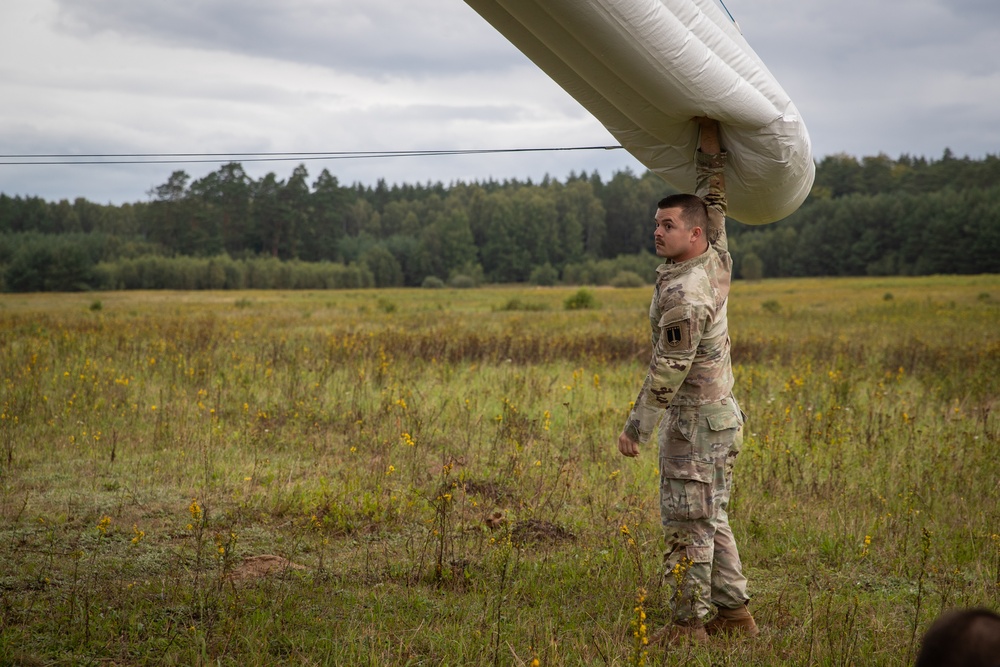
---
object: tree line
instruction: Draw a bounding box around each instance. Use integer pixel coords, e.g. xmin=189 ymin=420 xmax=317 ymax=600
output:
xmin=1 ymin=149 xmax=998 ymax=291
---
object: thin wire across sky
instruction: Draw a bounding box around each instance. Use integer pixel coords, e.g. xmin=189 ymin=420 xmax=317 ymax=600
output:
xmin=0 ymin=145 xmax=624 ymax=166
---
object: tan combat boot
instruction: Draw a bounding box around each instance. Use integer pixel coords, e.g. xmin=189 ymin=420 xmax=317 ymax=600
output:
xmin=704 ymin=604 xmax=759 ymax=637
xmin=650 ymin=620 xmax=709 ymax=646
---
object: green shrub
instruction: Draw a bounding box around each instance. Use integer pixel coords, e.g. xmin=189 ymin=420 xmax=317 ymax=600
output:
xmin=496 ymin=298 xmax=549 ymax=312
xmin=609 ymin=270 xmax=646 ymax=288
xmin=4 ymin=237 xmax=97 ymax=292
xmin=93 ymin=256 xmax=374 ymax=291
xmin=562 ymin=252 xmax=659 ymax=286
xmin=448 ymin=263 xmax=484 ymax=288
xmin=449 ymin=274 xmax=477 ymax=289
xmin=422 ymin=276 xmax=445 ymax=289
xmin=564 ymin=288 xmax=599 ymax=310
xmin=529 ymin=263 xmax=559 ymax=286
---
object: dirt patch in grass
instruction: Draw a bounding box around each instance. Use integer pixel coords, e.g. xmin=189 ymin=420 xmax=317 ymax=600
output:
xmin=511 ymin=519 xmax=575 ymax=546
xmin=460 ymin=479 xmax=515 ymax=504
xmin=226 ymin=555 xmax=306 ymax=582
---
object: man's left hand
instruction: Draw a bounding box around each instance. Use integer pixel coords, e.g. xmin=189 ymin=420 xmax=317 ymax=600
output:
xmin=618 ymin=431 xmax=640 ymax=457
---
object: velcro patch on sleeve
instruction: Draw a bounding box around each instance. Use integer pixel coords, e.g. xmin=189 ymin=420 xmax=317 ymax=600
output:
xmin=658 ymin=306 xmax=692 ymax=351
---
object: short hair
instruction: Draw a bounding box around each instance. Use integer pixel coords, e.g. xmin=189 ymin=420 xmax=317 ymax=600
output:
xmin=915 ymin=608 xmax=1000 ymax=667
xmin=657 ymin=194 xmax=709 ymax=231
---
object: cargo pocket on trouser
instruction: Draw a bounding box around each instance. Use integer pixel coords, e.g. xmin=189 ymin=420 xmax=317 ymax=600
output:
xmin=660 ymin=457 xmax=715 ymax=561
xmin=661 ymin=405 xmax=700 ymax=461
xmin=705 ymin=409 xmax=742 ymax=450
xmin=660 ymin=457 xmax=714 ymax=522
xmin=660 ymin=457 xmax=715 ymax=621
xmin=702 ymin=402 xmax=744 ymax=493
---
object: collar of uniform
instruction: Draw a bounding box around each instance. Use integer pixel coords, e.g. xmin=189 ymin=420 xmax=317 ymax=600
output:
xmin=655 ymin=245 xmax=717 ymax=281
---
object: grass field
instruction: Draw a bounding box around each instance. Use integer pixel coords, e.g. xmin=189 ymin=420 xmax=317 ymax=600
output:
xmin=1 ymin=275 xmax=998 ymax=665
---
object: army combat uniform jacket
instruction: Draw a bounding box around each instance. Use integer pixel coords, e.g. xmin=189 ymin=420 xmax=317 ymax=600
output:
xmin=623 ymin=150 xmax=736 ymax=444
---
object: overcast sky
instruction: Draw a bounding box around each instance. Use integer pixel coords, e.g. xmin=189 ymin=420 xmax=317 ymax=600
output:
xmin=1 ymin=0 xmax=998 ymax=204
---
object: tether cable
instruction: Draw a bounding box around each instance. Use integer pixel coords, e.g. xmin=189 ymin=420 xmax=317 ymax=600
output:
xmin=0 ymin=145 xmax=624 ymax=166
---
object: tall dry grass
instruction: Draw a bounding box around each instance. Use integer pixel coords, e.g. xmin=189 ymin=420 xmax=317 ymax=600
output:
xmin=0 ymin=276 xmax=997 ymax=665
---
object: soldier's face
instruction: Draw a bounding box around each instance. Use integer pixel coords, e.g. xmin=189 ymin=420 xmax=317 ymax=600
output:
xmin=654 ymin=207 xmax=700 ymax=262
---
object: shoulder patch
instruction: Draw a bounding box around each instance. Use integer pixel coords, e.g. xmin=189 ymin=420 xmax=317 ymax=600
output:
xmin=661 ymin=320 xmax=690 ymax=350
xmin=658 ymin=305 xmax=693 ymax=351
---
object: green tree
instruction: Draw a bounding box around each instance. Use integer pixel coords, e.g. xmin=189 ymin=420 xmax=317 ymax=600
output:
xmin=384 ymin=234 xmax=428 ymax=286
xmin=309 ymin=169 xmax=349 ymax=261
xmin=420 ymin=197 xmax=477 ymax=280
xmin=861 ymin=154 xmax=895 ymax=195
xmin=740 ymin=252 xmax=764 ymax=281
xmin=252 ymin=173 xmax=285 ymax=258
xmin=4 ymin=236 xmax=96 ymax=292
xmin=145 ymin=171 xmax=204 ymax=255
xmin=601 ymin=170 xmax=661 ymax=257
xmin=51 ymin=200 xmax=82 ymax=233
xmin=382 ymin=200 xmax=422 ymax=238
xmin=188 ymin=163 xmax=253 ymax=256
xmin=552 ymin=180 xmax=605 ymax=264
xmin=278 ymin=164 xmax=311 ymax=259
xmin=479 ymin=192 xmax=533 ymax=282
xmin=814 ymin=153 xmax=864 ymax=198
xmin=510 ymin=188 xmax=558 ymax=269
xmin=343 ymin=199 xmax=378 ymax=239
xmin=362 ymin=244 xmax=404 ymax=287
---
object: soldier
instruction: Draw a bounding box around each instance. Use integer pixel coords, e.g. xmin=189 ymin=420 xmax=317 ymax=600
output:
xmin=617 ymin=117 xmax=757 ymax=644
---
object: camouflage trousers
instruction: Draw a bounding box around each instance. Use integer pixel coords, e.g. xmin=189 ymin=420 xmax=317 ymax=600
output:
xmin=658 ymin=396 xmax=750 ymax=622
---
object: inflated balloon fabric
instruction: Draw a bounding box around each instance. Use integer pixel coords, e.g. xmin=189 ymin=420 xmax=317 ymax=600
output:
xmin=465 ymin=0 xmax=815 ymax=224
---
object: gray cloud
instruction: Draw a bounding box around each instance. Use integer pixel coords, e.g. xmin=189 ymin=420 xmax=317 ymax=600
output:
xmin=726 ymin=0 xmax=1000 ymax=157
xmin=53 ymin=0 xmax=523 ymax=77
xmin=2 ymin=0 xmax=998 ymax=203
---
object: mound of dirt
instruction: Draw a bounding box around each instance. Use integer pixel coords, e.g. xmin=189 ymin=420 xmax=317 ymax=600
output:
xmin=461 ymin=479 xmax=514 ymax=503
xmin=226 ymin=555 xmax=306 ymax=582
xmin=511 ymin=519 xmax=576 ymax=546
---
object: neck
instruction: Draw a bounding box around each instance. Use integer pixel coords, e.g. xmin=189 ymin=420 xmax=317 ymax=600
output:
xmin=672 ymin=241 xmax=709 ymax=263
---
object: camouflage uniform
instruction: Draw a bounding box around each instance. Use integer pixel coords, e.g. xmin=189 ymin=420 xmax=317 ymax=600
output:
xmin=623 ymin=150 xmax=750 ymax=623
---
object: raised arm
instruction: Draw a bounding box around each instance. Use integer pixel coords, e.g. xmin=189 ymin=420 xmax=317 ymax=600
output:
xmin=698 ymin=117 xmax=721 ymax=155
xmin=695 ymin=118 xmax=728 ymax=250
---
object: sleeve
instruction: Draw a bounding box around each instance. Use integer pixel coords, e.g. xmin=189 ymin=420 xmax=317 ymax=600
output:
xmin=622 ymin=301 xmax=706 ymax=443
xmin=696 ymin=150 xmax=728 ymax=252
